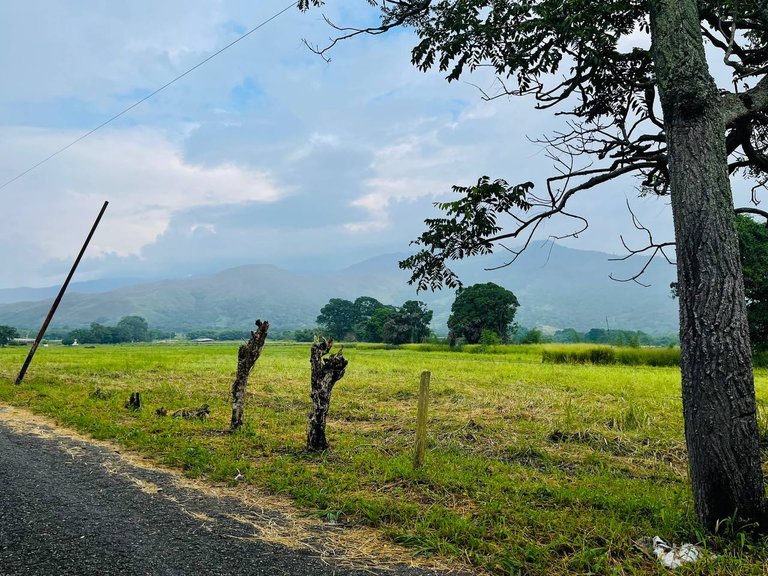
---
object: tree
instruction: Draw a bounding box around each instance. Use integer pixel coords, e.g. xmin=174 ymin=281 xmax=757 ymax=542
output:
xmin=381 ymin=300 xmax=433 ymax=344
xmin=0 ymin=325 xmax=18 ymax=347
xmin=447 ymin=283 xmax=519 ymax=344
xmin=359 ymin=305 xmax=396 ymax=342
xmin=737 ymin=215 xmax=768 ymax=350
xmin=351 ymin=296 xmax=392 ymax=340
xmin=316 ymin=298 xmax=357 ymax=341
xmin=116 ymin=316 xmax=150 ymax=342
xmin=301 ymin=0 xmax=768 ymax=528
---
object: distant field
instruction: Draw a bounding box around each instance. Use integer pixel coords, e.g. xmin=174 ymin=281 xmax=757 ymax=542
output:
xmin=1 ymin=342 xmax=768 ymax=575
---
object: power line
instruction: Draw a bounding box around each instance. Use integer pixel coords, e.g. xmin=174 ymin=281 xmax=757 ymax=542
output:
xmin=0 ymin=0 xmax=299 ymax=192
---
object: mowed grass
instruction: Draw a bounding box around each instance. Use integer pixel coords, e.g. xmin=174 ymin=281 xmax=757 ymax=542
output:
xmin=1 ymin=343 xmax=768 ymax=574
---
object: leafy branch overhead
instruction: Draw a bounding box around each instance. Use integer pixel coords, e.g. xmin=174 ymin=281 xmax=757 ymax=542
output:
xmin=303 ymin=0 xmax=768 ymax=289
xmin=399 ymin=177 xmax=533 ymax=291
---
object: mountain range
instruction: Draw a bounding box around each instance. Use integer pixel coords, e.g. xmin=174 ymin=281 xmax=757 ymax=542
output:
xmin=0 ymin=242 xmax=679 ymax=335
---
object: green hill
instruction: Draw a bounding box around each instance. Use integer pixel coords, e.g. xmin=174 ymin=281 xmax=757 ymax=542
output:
xmin=0 ymin=243 xmax=679 ymax=335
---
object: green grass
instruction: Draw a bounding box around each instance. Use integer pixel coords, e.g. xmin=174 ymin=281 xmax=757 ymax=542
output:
xmin=1 ymin=342 xmax=768 ymax=574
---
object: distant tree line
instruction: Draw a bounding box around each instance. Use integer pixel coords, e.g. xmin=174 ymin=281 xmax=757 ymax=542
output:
xmin=186 ymin=328 xmax=252 ymax=341
xmin=61 ymin=316 xmax=163 ymax=345
xmin=316 ymin=296 xmax=433 ymax=344
xmin=521 ymin=327 xmax=679 ymax=347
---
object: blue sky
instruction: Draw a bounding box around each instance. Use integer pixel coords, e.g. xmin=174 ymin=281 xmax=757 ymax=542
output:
xmin=0 ymin=0 xmax=687 ymax=288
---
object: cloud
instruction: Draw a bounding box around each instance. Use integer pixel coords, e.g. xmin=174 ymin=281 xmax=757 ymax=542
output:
xmin=0 ymin=126 xmax=281 ymax=285
xmin=0 ymin=0 xmax=682 ymax=290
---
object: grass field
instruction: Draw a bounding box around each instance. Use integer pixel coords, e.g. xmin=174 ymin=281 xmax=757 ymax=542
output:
xmin=1 ymin=342 xmax=768 ymax=574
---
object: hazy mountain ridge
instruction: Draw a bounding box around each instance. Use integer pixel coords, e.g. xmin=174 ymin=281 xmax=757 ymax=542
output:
xmin=0 ymin=243 xmax=679 ymax=335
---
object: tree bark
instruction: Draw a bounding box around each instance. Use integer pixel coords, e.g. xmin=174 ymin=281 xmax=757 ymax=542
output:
xmin=307 ymin=338 xmax=348 ymax=451
xmin=230 ymin=319 xmax=269 ymax=431
xmin=649 ymin=0 xmax=767 ymax=528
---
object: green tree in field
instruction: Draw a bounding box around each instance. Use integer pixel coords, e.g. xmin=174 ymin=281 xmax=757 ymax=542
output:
xmin=116 ymin=316 xmax=150 ymax=342
xmin=316 ymin=298 xmax=358 ymax=340
xmin=381 ymin=300 xmax=433 ymax=344
xmin=737 ymin=215 xmax=768 ymax=351
xmin=0 ymin=325 xmax=18 ymax=347
xmin=302 ymin=0 xmax=768 ymax=527
xmin=352 ymin=296 xmax=393 ymax=341
xmin=448 ymin=283 xmax=518 ymax=344
xmin=359 ymin=305 xmax=396 ymax=342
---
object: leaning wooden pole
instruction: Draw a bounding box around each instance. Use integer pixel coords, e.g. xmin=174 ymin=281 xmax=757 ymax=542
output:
xmin=230 ymin=319 xmax=270 ymax=431
xmin=306 ymin=338 xmax=348 ymax=451
xmin=15 ymin=201 xmax=109 ymax=385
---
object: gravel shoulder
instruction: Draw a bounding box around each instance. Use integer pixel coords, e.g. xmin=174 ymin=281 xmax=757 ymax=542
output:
xmin=0 ymin=404 xmax=475 ymax=576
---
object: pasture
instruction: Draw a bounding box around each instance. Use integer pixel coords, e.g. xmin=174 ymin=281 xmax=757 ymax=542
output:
xmin=1 ymin=342 xmax=768 ymax=574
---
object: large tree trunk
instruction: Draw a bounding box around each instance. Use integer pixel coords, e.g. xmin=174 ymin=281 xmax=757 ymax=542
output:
xmin=307 ymin=339 xmax=348 ymax=451
xmin=230 ymin=319 xmax=269 ymax=431
xmin=649 ymin=0 xmax=767 ymax=528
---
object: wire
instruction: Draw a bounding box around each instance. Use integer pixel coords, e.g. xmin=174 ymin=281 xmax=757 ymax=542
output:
xmin=0 ymin=0 xmax=299 ymax=192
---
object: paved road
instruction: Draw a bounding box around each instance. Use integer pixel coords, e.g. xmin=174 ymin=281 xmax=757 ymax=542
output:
xmin=0 ymin=407 xmax=469 ymax=576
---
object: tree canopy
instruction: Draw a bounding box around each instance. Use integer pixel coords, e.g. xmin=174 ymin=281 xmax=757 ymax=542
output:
xmin=0 ymin=325 xmax=18 ymax=347
xmin=316 ymin=298 xmax=359 ymax=340
xmin=447 ymin=282 xmax=519 ymax=344
xmin=316 ymin=296 xmax=433 ymax=343
xmin=737 ymin=215 xmax=768 ymax=350
xmin=381 ymin=300 xmax=433 ymax=344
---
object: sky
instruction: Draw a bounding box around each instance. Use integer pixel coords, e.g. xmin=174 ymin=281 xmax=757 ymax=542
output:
xmin=0 ymin=0 xmax=739 ymax=289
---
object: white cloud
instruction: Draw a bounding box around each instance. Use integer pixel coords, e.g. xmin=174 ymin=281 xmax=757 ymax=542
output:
xmin=0 ymin=127 xmax=281 ymax=285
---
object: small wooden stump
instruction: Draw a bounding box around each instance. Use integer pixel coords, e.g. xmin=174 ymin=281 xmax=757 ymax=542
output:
xmin=306 ymin=338 xmax=348 ymax=451
xmin=230 ymin=319 xmax=270 ymax=431
xmin=124 ymin=392 xmax=141 ymax=411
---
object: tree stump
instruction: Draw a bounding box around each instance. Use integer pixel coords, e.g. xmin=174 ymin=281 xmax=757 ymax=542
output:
xmin=230 ymin=319 xmax=270 ymax=431
xmin=307 ymin=338 xmax=348 ymax=451
xmin=124 ymin=392 xmax=141 ymax=411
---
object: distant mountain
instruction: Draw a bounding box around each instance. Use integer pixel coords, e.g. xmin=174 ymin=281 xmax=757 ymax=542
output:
xmin=0 ymin=243 xmax=679 ymax=335
xmin=0 ymin=278 xmax=149 ymax=304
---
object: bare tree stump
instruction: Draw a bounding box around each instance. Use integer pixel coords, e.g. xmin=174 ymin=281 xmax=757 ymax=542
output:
xmin=307 ymin=338 xmax=348 ymax=451
xmin=124 ymin=392 xmax=141 ymax=411
xmin=230 ymin=319 xmax=269 ymax=431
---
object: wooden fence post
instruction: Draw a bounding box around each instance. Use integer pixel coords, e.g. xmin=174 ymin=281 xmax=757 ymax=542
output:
xmin=413 ymin=371 xmax=431 ymax=469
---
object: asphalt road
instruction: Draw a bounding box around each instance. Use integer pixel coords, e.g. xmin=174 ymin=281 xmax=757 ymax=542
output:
xmin=0 ymin=406 xmax=470 ymax=576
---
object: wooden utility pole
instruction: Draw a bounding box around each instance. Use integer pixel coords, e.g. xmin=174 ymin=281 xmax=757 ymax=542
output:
xmin=15 ymin=201 xmax=108 ymax=385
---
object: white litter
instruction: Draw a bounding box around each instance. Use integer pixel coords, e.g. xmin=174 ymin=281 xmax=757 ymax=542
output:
xmin=652 ymin=536 xmax=702 ymax=569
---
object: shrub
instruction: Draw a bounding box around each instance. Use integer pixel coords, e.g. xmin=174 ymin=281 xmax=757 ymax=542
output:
xmin=542 ymin=345 xmax=680 ymax=367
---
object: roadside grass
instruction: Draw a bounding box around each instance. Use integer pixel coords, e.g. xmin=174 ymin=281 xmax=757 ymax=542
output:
xmin=1 ymin=343 xmax=768 ymax=574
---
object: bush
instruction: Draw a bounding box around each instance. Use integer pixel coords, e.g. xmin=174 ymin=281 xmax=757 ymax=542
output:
xmin=542 ymin=345 xmax=680 ymax=367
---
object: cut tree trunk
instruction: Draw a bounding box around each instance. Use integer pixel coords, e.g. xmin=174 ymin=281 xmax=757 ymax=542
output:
xmin=649 ymin=0 xmax=767 ymax=529
xmin=307 ymin=338 xmax=348 ymax=451
xmin=230 ymin=319 xmax=270 ymax=431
